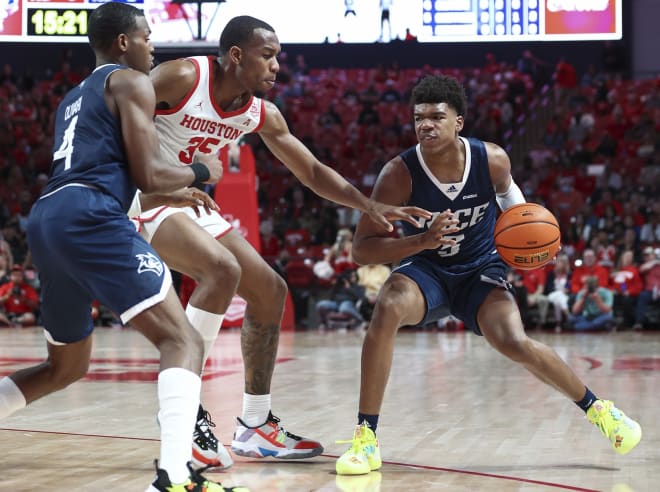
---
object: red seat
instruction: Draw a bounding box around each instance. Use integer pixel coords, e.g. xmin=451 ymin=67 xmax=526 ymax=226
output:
xmin=284 ymin=259 xmax=315 ymax=289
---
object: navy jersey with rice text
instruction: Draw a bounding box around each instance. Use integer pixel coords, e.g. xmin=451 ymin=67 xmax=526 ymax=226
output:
xmin=42 ymin=64 xmax=136 ymax=212
xmin=400 ymin=137 xmax=497 ymax=268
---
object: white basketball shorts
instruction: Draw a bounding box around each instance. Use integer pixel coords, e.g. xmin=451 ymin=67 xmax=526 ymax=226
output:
xmin=134 ymin=206 xmax=233 ymax=244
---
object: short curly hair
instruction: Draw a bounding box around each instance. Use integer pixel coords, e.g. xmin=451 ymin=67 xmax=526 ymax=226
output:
xmin=410 ymin=75 xmax=467 ymax=117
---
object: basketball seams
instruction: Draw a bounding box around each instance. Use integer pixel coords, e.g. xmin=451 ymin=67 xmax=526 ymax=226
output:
xmin=493 ymin=221 xmax=560 ymax=236
xmin=496 ymin=241 xmax=561 ymax=251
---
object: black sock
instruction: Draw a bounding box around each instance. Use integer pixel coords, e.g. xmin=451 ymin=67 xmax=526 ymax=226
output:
xmin=358 ymin=413 xmax=379 ymax=433
xmin=575 ymin=387 xmax=598 ymax=413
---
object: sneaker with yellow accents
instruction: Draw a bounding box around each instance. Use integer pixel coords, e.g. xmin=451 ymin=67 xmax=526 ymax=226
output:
xmin=587 ymin=400 xmax=642 ymax=455
xmin=336 ymin=423 xmax=382 ymax=476
xmin=231 ymin=412 xmax=323 ymax=459
xmin=145 ymin=460 xmax=249 ymax=492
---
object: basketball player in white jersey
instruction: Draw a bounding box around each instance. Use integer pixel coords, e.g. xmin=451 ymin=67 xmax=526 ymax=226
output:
xmin=131 ymin=15 xmax=432 ymax=469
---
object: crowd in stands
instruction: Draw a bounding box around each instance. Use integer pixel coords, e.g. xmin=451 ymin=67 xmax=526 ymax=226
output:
xmin=0 ymin=45 xmax=658 ymax=331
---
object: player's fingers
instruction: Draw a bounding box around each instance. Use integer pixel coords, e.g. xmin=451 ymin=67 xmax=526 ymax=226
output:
xmin=397 ymin=214 xmax=422 ymax=228
xmin=400 ymin=206 xmax=433 ymax=220
xmin=373 ymin=213 xmax=394 ymax=232
xmin=437 ymin=237 xmax=457 ymax=246
xmin=192 ymin=190 xmax=218 ymax=213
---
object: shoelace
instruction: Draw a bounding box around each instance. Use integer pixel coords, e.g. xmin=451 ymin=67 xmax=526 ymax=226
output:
xmin=268 ymin=413 xmax=303 ymax=441
xmin=197 ymin=410 xmax=217 ymax=438
xmin=589 ymin=401 xmax=616 ymax=436
xmin=335 ymin=425 xmax=363 ymax=452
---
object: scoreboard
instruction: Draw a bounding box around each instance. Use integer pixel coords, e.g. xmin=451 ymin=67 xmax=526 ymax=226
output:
xmin=420 ymin=0 xmax=621 ymax=41
xmin=1 ymin=0 xmax=144 ymax=42
xmin=0 ymin=0 xmax=622 ymax=44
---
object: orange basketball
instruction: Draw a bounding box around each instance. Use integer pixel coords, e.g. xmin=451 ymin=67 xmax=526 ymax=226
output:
xmin=494 ymin=203 xmax=561 ymax=270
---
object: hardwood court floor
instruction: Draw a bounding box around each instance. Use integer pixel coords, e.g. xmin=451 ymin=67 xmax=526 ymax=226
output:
xmin=0 ymin=325 xmax=657 ymax=491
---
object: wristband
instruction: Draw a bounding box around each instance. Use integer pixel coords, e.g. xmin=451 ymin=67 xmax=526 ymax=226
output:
xmin=495 ymin=179 xmax=525 ymax=211
xmin=190 ymin=162 xmax=211 ymax=185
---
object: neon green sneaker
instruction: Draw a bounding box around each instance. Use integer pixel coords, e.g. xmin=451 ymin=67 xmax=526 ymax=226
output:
xmin=336 ymin=423 xmax=382 ymax=476
xmin=145 ymin=460 xmax=250 ymax=492
xmin=587 ymin=400 xmax=642 ymax=455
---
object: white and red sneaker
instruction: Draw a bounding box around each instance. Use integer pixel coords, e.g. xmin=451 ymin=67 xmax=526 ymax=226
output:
xmin=230 ymin=412 xmax=323 ymax=459
xmin=191 ymin=405 xmax=234 ymax=470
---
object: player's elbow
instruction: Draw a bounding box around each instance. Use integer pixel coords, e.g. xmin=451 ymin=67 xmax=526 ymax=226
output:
xmin=352 ymin=239 xmax=370 ymax=265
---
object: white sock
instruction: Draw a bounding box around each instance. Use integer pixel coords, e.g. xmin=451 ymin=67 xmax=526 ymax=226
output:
xmin=158 ymin=368 xmax=201 ymax=484
xmin=185 ymin=304 xmax=224 ymax=369
xmin=0 ymin=377 xmax=27 ymax=419
xmin=242 ymin=393 xmax=271 ymax=427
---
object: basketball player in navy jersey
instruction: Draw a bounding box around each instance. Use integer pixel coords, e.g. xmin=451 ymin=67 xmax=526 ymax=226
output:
xmin=0 ymin=3 xmax=246 ymax=491
xmin=336 ymin=75 xmax=641 ymax=475
xmin=129 ymin=15 xmax=432 ymax=469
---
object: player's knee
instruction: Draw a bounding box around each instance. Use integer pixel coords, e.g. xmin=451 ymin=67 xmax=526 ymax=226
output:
xmin=47 ymin=358 xmax=89 ymax=390
xmin=205 ymin=247 xmax=241 ymax=286
xmin=270 ymin=271 xmax=288 ymax=304
xmin=492 ymin=335 xmax=533 ymax=363
xmin=374 ymin=281 xmax=414 ymax=322
xmin=160 ymin=326 xmax=205 ymax=362
xmin=247 ymin=266 xmax=287 ymax=306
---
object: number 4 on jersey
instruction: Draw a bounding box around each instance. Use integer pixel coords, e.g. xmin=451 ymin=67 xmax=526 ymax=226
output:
xmin=53 ymin=115 xmax=78 ymax=170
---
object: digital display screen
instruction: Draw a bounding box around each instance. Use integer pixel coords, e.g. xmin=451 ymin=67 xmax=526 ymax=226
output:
xmin=0 ymin=0 xmax=621 ymax=44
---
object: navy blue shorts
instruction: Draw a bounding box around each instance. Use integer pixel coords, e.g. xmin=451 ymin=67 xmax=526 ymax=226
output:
xmin=392 ymin=254 xmax=512 ymax=335
xmin=27 ymin=186 xmax=172 ymax=344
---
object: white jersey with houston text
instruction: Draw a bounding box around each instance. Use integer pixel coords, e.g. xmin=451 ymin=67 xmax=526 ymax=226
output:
xmin=154 ymin=55 xmax=265 ymax=167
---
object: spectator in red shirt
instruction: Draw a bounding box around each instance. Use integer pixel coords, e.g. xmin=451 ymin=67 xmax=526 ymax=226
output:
xmin=571 ymin=248 xmax=610 ymax=295
xmin=610 ymin=250 xmax=643 ymax=328
xmin=593 ymin=189 xmax=623 ymax=218
xmin=0 ymin=265 xmax=39 ymax=326
xmin=52 ymin=60 xmax=82 ymax=87
xmin=550 ymin=178 xmax=585 ymax=224
xmin=519 ymin=267 xmax=550 ymax=327
xmin=633 ymin=247 xmax=660 ymax=330
xmin=404 ymin=28 xmax=418 ymax=42
xmin=554 ymin=57 xmax=577 ymax=103
xmin=259 ymin=220 xmax=281 ymax=265
xmin=283 ymin=218 xmax=311 ymax=255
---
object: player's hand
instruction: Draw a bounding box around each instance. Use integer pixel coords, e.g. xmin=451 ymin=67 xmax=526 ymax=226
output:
xmin=194 ymin=152 xmax=224 ymax=184
xmin=419 ymin=209 xmax=460 ymax=250
xmin=161 ymin=188 xmax=219 ymax=216
xmin=366 ymin=199 xmax=433 ymax=232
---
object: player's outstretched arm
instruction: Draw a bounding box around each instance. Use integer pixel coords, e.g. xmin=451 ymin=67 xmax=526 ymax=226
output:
xmin=258 ymin=101 xmax=431 ymax=231
xmin=109 ymin=69 xmax=220 ymax=193
xmin=352 ymin=158 xmax=459 ymax=265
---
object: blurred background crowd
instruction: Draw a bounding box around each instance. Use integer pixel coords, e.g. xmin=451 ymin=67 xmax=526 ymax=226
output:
xmin=0 ymin=38 xmax=658 ymax=332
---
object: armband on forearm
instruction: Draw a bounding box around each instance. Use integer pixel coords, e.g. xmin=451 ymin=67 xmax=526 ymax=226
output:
xmin=190 ymin=162 xmax=210 ymax=186
xmin=495 ymin=180 xmax=525 ymax=211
